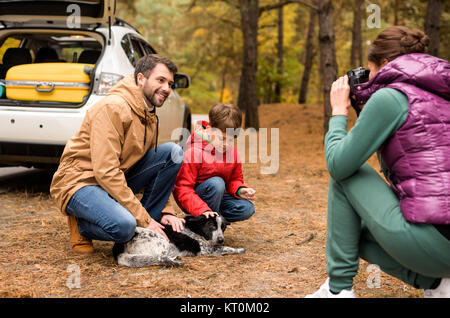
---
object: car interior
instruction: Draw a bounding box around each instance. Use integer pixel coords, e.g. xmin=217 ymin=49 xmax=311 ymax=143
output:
xmin=0 ymin=32 xmax=102 ymax=80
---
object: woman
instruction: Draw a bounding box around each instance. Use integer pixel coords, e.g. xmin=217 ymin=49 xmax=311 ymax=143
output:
xmin=307 ymin=26 xmax=450 ymax=298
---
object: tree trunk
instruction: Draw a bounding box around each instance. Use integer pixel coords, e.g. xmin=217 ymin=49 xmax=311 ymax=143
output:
xmin=317 ymin=0 xmax=338 ymax=134
xmin=274 ymin=1 xmax=284 ymax=103
xmin=393 ymin=0 xmax=400 ymax=25
xmin=298 ymin=7 xmax=317 ymax=104
xmin=350 ymin=0 xmax=364 ymax=67
xmin=238 ymin=0 xmax=260 ymax=129
xmin=219 ymin=58 xmax=229 ymax=103
xmin=424 ymin=0 xmax=442 ymax=57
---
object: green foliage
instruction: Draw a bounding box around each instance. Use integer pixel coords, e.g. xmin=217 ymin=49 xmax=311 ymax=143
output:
xmin=257 ymin=4 xmax=304 ymax=104
xmin=115 ymin=0 xmax=449 ymax=113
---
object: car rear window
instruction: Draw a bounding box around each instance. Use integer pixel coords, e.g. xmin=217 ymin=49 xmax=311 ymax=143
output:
xmin=0 ymin=33 xmax=102 ymax=64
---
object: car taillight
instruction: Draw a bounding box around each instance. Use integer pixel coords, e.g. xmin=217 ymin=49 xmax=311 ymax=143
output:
xmin=96 ymin=72 xmax=124 ymax=95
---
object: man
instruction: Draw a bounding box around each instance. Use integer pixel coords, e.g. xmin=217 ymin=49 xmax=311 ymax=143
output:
xmin=50 ymin=54 xmax=185 ymax=253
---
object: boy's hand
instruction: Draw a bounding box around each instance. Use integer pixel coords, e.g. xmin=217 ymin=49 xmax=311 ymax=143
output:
xmin=239 ymin=188 xmax=256 ymax=201
xmin=202 ymin=211 xmax=219 ymax=218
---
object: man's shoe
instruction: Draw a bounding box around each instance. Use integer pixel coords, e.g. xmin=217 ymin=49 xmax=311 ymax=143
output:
xmin=424 ymin=278 xmax=450 ymax=298
xmin=68 ymin=215 xmax=94 ymax=254
xmin=305 ymin=278 xmax=356 ymax=298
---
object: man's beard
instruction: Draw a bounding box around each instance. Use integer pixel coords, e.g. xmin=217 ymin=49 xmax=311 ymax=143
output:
xmin=144 ymin=87 xmax=168 ymax=108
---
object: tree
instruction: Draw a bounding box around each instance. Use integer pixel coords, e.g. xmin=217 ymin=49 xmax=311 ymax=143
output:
xmin=237 ymin=0 xmax=319 ymax=129
xmin=115 ymin=0 xmax=449 ymax=121
xmin=392 ymin=0 xmax=401 ymax=25
xmin=192 ymin=0 xmax=335 ymax=131
xmin=237 ymin=0 xmax=260 ymax=129
xmin=350 ymin=0 xmax=364 ymax=67
xmin=424 ymin=0 xmax=442 ymax=57
xmin=274 ymin=1 xmax=284 ymax=103
xmin=316 ymin=0 xmax=338 ymax=133
xmin=298 ymin=6 xmax=317 ymax=104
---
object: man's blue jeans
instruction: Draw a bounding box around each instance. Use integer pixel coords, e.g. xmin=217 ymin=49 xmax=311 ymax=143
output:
xmin=66 ymin=142 xmax=183 ymax=243
xmin=194 ymin=176 xmax=255 ymax=222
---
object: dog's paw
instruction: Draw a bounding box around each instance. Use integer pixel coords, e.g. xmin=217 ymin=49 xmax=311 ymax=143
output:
xmin=162 ymin=256 xmax=184 ymax=267
xmin=236 ymin=248 xmax=246 ymax=254
xmin=167 ymin=260 xmax=184 ymax=267
xmin=219 ymin=246 xmax=246 ymax=255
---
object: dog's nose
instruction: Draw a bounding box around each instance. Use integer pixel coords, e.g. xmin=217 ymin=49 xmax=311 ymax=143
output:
xmin=218 ymin=237 xmax=224 ymax=244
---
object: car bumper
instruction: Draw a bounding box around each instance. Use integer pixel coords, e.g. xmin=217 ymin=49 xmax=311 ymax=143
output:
xmin=0 ymin=95 xmax=103 ymax=144
xmin=0 ymin=108 xmax=85 ymax=144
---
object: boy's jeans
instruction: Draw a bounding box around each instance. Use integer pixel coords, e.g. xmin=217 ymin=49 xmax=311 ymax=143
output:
xmin=66 ymin=142 xmax=183 ymax=243
xmin=194 ymin=176 xmax=255 ymax=222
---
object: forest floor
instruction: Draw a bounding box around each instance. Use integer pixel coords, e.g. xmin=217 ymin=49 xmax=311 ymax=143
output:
xmin=0 ymin=103 xmax=424 ymax=298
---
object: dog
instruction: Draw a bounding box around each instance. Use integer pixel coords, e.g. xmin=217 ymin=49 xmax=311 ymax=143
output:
xmin=112 ymin=214 xmax=245 ymax=267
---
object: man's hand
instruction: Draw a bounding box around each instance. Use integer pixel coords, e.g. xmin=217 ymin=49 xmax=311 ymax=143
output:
xmin=239 ymin=188 xmax=256 ymax=201
xmin=146 ymin=218 xmax=169 ymax=241
xmin=161 ymin=214 xmax=185 ymax=233
xmin=330 ymin=75 xmax=351 ymax=116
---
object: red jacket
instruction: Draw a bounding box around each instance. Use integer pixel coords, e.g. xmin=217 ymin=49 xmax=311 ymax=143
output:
xmin=173 ymin=121 xmax=247 ymax=216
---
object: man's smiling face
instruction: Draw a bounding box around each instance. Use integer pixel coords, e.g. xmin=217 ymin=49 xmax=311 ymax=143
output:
xmin=138 ymin=63 xmax=174 ymax=108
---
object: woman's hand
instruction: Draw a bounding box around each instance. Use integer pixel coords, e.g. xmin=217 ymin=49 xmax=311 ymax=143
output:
xmin=330 ymin=75 xmax=351 ymax=116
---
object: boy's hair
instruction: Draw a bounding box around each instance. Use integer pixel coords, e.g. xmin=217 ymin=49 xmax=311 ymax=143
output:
xmin=208 ymin=103 xmax=242 ymax=131
xmin=134 ymin=54 xmax=178 ymax=84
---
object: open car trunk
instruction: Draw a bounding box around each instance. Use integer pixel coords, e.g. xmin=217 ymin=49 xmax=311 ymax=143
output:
xmin=0 ymin=29 xmax=104 ymax=107
xmin=0 ymin=0 xmax=115 ymax=29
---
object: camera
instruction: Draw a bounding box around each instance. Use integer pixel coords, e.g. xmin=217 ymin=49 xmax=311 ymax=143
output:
xmin=347 ymin=67 xmax=370 ymax=116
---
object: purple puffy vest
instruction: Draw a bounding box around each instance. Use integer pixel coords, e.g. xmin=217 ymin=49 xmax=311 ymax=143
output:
xmin=354 ymin=53 xmax=450 ymax=224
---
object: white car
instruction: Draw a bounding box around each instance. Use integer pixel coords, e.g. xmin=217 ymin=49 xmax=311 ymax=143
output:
xmin=0 ymin=0 xmax=191 ymax=168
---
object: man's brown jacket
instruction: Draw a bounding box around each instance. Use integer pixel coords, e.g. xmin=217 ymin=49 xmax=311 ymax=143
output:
xmin=50 ymin=75 xmax=175 ymax=228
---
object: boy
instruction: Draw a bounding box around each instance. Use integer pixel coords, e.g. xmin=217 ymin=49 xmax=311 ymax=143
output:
xmin=173 ymin=103 xmax=255 ymax=222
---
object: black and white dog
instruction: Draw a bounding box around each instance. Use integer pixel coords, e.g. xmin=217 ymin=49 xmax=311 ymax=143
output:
xmin=113 ymin=214 xmax=245 ymax=267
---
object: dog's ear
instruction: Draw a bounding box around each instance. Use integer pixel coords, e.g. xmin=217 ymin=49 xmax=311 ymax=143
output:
xmin=218 ymin=214 xmax=230 ymax=226
xmin=184 ymin=214 xmax=206 ymax=225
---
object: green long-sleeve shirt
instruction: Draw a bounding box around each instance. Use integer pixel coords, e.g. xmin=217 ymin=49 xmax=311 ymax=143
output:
xmin=325 ymin=88 xmax=409 ymax=181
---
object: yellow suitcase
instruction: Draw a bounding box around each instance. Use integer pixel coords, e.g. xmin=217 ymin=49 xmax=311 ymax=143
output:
xmin=5 ymin=63 xmax=94 ymax=103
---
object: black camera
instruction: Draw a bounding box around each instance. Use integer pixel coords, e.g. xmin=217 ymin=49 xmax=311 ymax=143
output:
xmin=347 ymin=67 xmax=370 ymax=116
